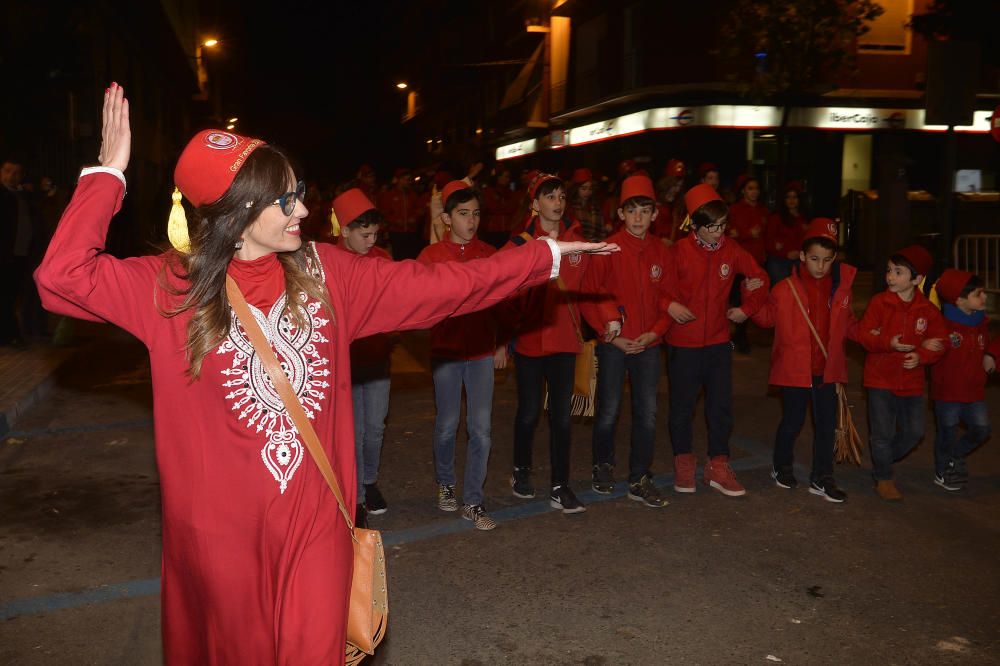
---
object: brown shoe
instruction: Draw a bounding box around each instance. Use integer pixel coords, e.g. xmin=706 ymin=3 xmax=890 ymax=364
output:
xmin=875 ymin=479 xmax=903 ymax=501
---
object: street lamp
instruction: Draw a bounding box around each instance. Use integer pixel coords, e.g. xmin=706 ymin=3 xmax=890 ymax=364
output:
xmin=396 ymin=82 xmax=408 ymax=90
xmin=195 ymin=38 xmax=220 ymax=99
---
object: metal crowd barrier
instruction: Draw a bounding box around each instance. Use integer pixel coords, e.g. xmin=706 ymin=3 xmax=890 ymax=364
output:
xmin=953 ymin=235 xmax=1000 ymax=293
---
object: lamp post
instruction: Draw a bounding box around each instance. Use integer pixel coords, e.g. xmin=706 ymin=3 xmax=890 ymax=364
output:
xmin=194 ymin=38 xmax=219 ymax=101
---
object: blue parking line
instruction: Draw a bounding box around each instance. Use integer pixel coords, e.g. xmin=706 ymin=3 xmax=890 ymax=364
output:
xmin=0 ymin=442 xmax=773 ymax=621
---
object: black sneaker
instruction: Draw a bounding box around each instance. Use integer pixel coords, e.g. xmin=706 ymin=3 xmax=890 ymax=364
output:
xmin=355 ymin=503 xmax=368 ymax=529
xmin=771 ymin=466 xmax=798 ymax=489
xmin=809 ymin=478 xmax=847 ymax=503
xmin=627 ymin=475 xmax=669 ymax=508
xmin=364 ymin=483 xmax=388 ymax=515
xmin=511 ymin=467 xmax=535 ymax=499
xmin=592 ymin=463 xmax=615 ymax=494
xmin=934 ymin=472 xmax=963 ymax=492
xmin=953 ymin=458 xmax=969 ymax=484
xmin=549 ymin=485 xmax=586 ymax=514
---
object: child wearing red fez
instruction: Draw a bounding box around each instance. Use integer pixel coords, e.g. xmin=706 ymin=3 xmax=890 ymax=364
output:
xmin=333 ymin=188 xmax=393 ymax=525
xmin=502 ymin=173 xmax=593 ymax=514
xmin=34 ymin=84 xmax=616 ymax=664
xmin=752 ymin=219 xmax=858 ymax=502
xmin=661 ymin=184 xmax=769 ymax=497
xmin=416 ymin=181 xmax=503 ymax=530
xmin=764 ymin=181 xmax=809 ymax=285
xmin=581 ymin=174 xmax=672 ymax=506
xmin=858 ymin=244 xmax=948 ymax=500
xmin=930 ymin=269 xmax=1000 ymax=491
xmin=569 ymin=167 xmax=607 ymax=242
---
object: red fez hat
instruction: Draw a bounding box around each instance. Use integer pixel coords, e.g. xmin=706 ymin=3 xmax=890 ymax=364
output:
xmin=528 ymin=172 xmax=561 ymax=200
xmin=683 ymin=183 xmax=722 ymax=216
xmin=441 ymin=180 xmax=472 ymax=207
xmin=619 ymin=174 xmax=656 ymax=205
xmin=895 ymin=244 xmax=934 ymax=277
xmin=617 ymin=159 xmax=637 ymax=178
xmin=174 ymin=130 xmax=266 ymax=207
xmin=332 ymin=188 xmax=375 ymax=227
xmin=664 ymin=159 xmax=685 ymax=179
xmin=734 ymin=174 xmax=758 ymax=194
xmin=935 ymin=269 xmax=975 ymax=304
xmin=572 ymin=168 xmax=593 ymax=184
xmin=804 ymin=218 xmax=839 ymax=245
xmin=697 ymin=162 xmax=719 ymax=179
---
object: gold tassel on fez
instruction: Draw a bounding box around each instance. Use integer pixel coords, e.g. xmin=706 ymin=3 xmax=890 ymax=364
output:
xmin=330 ymin=206 xmax=341 ymax=238
xmin=167 ymin=187 xmax=191 ymax=253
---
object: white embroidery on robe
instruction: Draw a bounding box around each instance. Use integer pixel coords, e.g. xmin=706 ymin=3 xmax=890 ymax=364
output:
xmin=219 ymin=291 xmax=331 ymax=493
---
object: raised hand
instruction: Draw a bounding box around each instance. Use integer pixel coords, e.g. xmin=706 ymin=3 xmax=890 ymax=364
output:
xmin=98 ymin=82 xmax=131 ymax=172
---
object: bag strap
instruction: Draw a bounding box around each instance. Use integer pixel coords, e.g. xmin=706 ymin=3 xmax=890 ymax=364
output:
xmin=787 ymin=277 xmax=829 ymax=359
xmin=225 ymin=275 xmax=357 ymax=538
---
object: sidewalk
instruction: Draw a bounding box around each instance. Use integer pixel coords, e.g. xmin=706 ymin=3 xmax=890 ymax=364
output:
xmin=0 ymin=344 xmax=74 ymax=439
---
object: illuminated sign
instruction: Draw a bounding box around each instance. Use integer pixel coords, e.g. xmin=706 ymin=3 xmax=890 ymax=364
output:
xmin=495 ymin=138 xmax=538 ymax=161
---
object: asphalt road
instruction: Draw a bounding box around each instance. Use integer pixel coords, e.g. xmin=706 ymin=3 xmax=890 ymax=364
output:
xmin=1 ymin=325 xmax=998 ymax=665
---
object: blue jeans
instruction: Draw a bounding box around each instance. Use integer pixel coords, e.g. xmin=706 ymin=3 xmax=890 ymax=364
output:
xmin=513 ymin=352 xmax=575 ymax=486
xmin=774 ymin=377 xmax=837 ymax=481
xmin=592 ymin=344 xmax=660 ymax=482
xmin=352 ymin=377 xmax=391 ymax=502
xmin=667 ymin=343 xmax=733 ymax=457
xmin=933 ymin=401 xmax=991 ymax=476
xmin=432 ymin=356 xmax=494 ymax=506
xmin=867 ymin=388 xmax=925 ymax=480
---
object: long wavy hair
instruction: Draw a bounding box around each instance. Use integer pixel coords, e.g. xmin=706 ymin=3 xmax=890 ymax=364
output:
xmin=158 ymin=144 xmax=330 ymax=378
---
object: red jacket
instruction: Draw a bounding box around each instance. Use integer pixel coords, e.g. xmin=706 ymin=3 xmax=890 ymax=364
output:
xmin=753 ymin=263 xmax=859 ymax=387
xmin=416 ymin=236 xmax=498 ymax=360
xmin=335 ymin=243 xmax=394 ymax=375
xmin=482 ymin=185 xmax=520 ymax=234
xmin=500 ymin=218 xmax=590 ymax=356
xmin=727 ymin=200 xmax=767 ymax=265
xmin=764 ymin=213 xmax=807 ymax=259
xmin=376 ymin=187 xmax=421 ymax=234
xmin=858 ymin=289 xmax=948 ymax=396
xmin=661 ymin=233 xmax=769 ymax=348
xmin=580 ymin=229 xmax=672 ymax=346
xmin=930 ymin=309 xmax=1000 ymax=403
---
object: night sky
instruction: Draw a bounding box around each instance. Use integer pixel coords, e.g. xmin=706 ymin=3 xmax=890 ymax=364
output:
xmin=204 ymin=0 xmax=448 ymax=181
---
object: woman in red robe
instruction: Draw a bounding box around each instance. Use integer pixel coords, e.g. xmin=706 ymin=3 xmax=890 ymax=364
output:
xmin=34 ymin=84 xmax=615 ymax=665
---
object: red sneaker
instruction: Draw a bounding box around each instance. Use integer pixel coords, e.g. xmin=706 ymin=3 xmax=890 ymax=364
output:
xmin=703 ymin=456 xmax=746 ymax=497
xmin=673 ymin=453 xmax=697 ymax=493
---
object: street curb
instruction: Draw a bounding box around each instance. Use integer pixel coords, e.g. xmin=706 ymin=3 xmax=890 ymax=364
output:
xmin=0 ymin=369 xmax=61 ymax=440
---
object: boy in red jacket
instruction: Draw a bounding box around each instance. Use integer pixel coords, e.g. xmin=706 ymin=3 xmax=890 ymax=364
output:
xmin=333 ymin=189 xmax=394 ymax=525
xmin=661 ymin=184 xmax=769 ymax=496
xmin=503 ymin=174 xmax=592 ymax=514
xmin=858 ymin=244 xmax=947 ymax=500
xmin=581 ymin=174 xmax=672 ymax=507
xmin=752 ymin=219 xmax=858 ymax=502
xmin=930 ymin=269 xmax=1000 ymax=491
xmin=416 ymin=182 xmax=502 ymax=530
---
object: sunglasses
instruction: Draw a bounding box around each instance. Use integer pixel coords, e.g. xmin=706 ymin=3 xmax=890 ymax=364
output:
xmin=273 ymin=181 xmax=306 ymax=216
